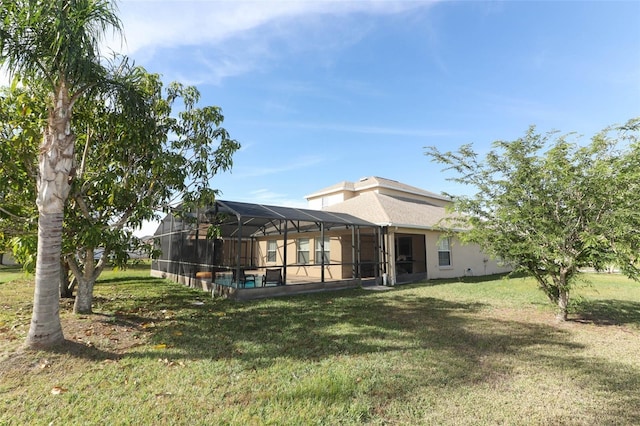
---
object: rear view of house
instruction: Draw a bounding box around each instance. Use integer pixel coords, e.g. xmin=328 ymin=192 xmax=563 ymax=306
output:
xmin=151 ymin=176 xmax=509 ymax=299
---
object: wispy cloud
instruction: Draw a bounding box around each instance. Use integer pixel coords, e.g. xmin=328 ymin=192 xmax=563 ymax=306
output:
xmin=239 ymin=119 xmax=464 ymax=138
xmin=233 ymin=154 xmax=325 ymax=178
xmin=112 ymin=0 xmax=439 ymax=83
xmin=116 ymin=1 xmax=437 ymax=53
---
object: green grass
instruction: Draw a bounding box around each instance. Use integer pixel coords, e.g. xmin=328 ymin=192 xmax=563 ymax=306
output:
xmin=1 ymin=268 xmax=639 ymax=425
xmin=0 ymin=264 xmax=24 ymax=284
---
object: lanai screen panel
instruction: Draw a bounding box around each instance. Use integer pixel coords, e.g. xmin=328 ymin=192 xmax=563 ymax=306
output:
xmin=212 ymin=199 xmax=375 ymax=236
xmin=151 ymin=199 xmax=379 ymax=282
xmin=151 ymin=212 xmax=216 ymax=276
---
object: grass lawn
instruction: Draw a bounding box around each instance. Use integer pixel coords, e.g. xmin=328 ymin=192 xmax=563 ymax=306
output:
xmin=1 ymin=266 xmax=639 ymax=425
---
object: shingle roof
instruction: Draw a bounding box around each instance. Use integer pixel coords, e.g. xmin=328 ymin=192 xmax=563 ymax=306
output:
xmin=324 ymin=192 xmax=452 ymax=229
xmin=353 ymin=177 xmax=450 ymax=201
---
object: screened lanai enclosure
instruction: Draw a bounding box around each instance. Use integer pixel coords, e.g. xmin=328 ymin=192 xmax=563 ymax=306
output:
xmin=151 ymin=200 xmax=384 ymax=300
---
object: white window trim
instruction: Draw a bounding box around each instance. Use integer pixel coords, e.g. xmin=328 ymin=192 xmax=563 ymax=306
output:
xmin=315 ymin=237 xmax=330 ymax=265
xmin=437 ymin=237 xmax=452 ymax=268
xmin=297 ymin=238 xmax=310 ymax=265
xmin=266 ymin=240 xmax=277 ymax=263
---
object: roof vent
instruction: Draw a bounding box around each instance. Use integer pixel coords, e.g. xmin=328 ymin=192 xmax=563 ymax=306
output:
xmin=358 ymin=177 xmax=368 ymax=182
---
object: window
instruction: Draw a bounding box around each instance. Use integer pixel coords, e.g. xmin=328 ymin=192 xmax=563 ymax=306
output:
xmin=267 ymin=240 xmax=277 ymax=263
xmin=315 ymin=237 xmax=330 ymax=264
xmin=321 ymin=196 xmax=330 ymax=208
xmin=297 ymin=238 xmax=310 ymax=264
xmin=438 ymin=237 xmax=451 ymax=267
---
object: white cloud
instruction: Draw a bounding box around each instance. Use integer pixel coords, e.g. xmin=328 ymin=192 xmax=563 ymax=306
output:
xmin=115 ymin=1 xmax=435 ymax=53
xmin=110 ymin=0 xmax=438 ymax=83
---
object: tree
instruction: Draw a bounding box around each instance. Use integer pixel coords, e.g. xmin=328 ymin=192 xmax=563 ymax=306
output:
xmin=1 ymin=67 xmax=240 ymax=315
xmin=426 ymin=119 xmax=640 ymax=321
xmin=1 ymin=82 xmax=77 ymax=297
xmin=65 ymin=69 xmax=240 ymax=314
xmin=1 ymin=0 xmax=122 ymax=347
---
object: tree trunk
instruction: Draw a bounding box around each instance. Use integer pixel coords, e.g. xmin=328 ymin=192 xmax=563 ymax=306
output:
xmin=556 ymin=288 xmax=569 ymax=322
xmin=26 ymin=211 xmax=65 ymax=347
xmin=69 ymin=248 xmax=104 ymax=314
xmin=26 ymin=81 xmax=75 ymax=348
xmin=60 ymin=260 xmax=74 ymax=298
xmin=73 ymin=275 xmax=95 ymax=314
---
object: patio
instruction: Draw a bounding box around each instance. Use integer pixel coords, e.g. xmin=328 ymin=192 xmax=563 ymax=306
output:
xmin=151 ymin=264 xmax=365 ymax=301
xmin=151 ymin=199 xmax=382 ymax=300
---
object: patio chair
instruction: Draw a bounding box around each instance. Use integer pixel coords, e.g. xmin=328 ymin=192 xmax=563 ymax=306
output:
xmin=263 ymin=268 xmax=283 ymax=286
xmin=233 ymin=269 xmax=257 ymax=288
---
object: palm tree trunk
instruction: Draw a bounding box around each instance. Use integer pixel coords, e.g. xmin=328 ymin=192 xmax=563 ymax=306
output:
xmin=26 ymin=211 xmax=65 ymax=346
xmin=26 ymin=82 xmax=74 ymax=348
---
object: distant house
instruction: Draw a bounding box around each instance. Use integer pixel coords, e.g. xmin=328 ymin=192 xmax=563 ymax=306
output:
xmin=151 ymin=176 xmax=509 ymax=299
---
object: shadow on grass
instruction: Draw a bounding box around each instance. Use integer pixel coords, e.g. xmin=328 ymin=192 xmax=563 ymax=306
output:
xmin=572 ymin=298 xmax=640 ymax=326
xmin=47 ymin=339 xmax=121 ymax=361
xmin=98 ymin=284 xmax=578 ymax=363
xmin=414 ymin=271 xmax=529 ymax=287
xmin=120 ymin=287 xmax=585 ymax=380
xmin=97 ymin=275 xmax=163 ymax=285
xmin=82 ymin=278 xmax=640 ymax=424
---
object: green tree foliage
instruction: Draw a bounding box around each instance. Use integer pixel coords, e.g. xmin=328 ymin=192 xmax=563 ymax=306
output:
xmin=0 ymin=67 xmax=240 ymax=314
xmin=65 ymin=68 xmax=240 ymax=314
xmin=0 ymin=79 xmax=41 ymax=265
xmin=426 ymin=119 xmax=640 ymax=321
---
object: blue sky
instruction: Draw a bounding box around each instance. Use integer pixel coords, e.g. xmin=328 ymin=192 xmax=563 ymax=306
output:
xmin=107 ymin=0 xmax=640 ymax=235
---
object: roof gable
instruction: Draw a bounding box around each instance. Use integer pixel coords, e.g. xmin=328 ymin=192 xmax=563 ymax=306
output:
xmin=325 ymin=192 xmax=451 ymax=229
xmin=306 ymin=176 xmax=450 ymax=206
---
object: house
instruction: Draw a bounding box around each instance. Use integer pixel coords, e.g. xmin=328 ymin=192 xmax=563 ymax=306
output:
xmin=150 ymin=176 xmax=509 ymax=299
xmin=307 ymin=176 xmax=510 ymax=284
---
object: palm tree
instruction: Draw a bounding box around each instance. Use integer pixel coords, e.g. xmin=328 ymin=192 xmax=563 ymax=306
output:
xmin=0 ymin=0 xmax=122 ymax=347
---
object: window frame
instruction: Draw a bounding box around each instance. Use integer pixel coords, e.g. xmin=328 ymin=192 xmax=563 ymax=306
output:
xmin=297 ymin=238 xmax=310 ymax=265
xmin=315 ymin=237 xmax=330 ymax=265
xmin=266 ymin=240 xmax=277 ymax=263
xmin=437 ymin=237 xmax=452 ymax=267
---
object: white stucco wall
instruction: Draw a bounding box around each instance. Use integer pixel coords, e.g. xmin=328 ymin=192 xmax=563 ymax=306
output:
xmin=423 ymin=232 xmax=510 ymax=280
